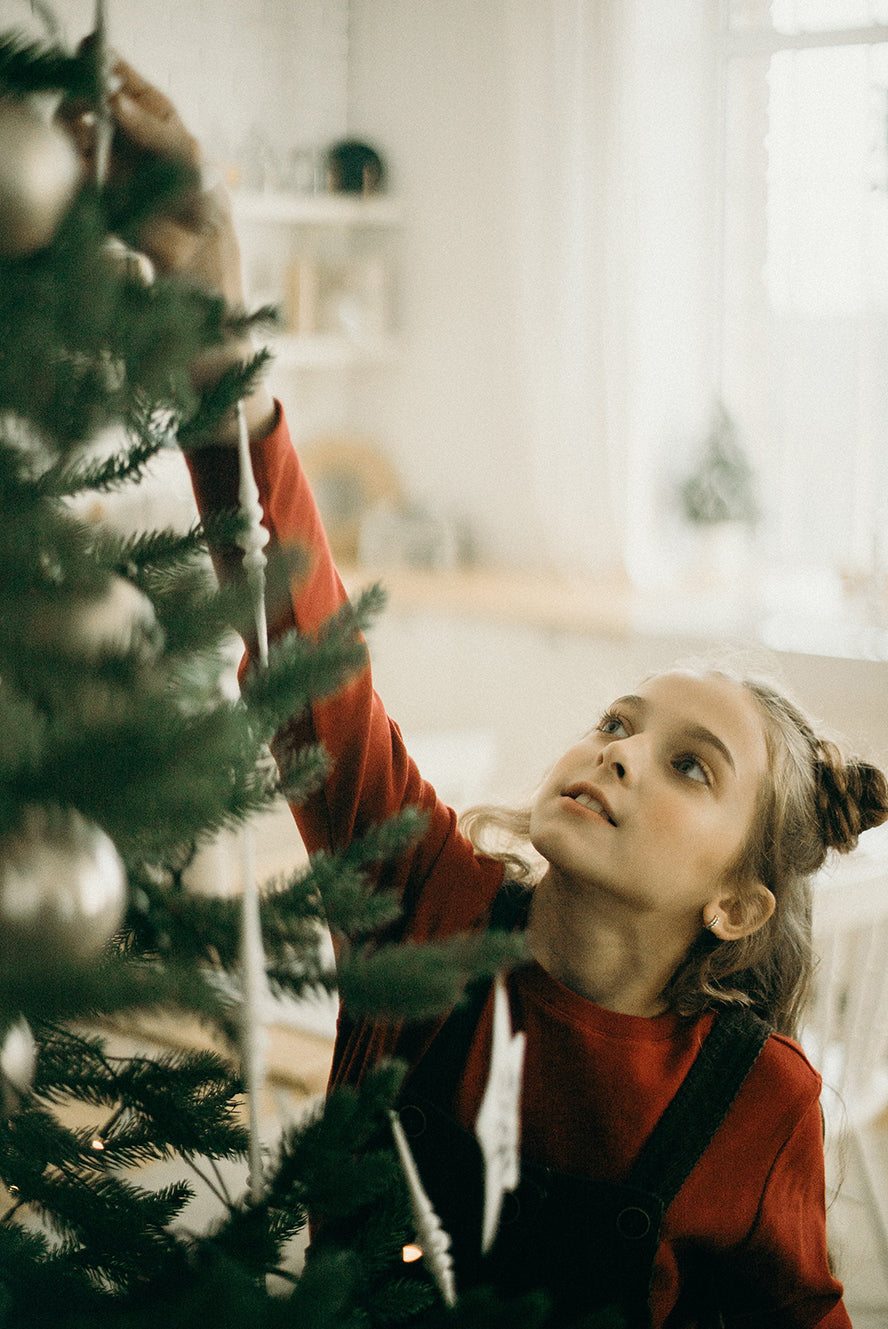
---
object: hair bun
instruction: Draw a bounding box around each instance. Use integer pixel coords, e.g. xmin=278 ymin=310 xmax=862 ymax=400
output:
xmin=814 ymin=742 xmax=888 ymax=853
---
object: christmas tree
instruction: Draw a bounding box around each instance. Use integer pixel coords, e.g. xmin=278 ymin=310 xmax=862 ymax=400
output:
xmin=0 ymin=26 xmax=527 ymax=1328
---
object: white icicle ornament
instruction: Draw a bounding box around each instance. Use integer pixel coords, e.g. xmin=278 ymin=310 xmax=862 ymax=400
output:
xmin=0 ymin=99 xmax=81 ymax=259
xmin=0 ymin=805 xmax=127 ymax=971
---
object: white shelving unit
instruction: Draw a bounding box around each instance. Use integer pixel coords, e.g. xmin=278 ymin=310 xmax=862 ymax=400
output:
xmin=231 ymin=189 xmax=403 ymax=373
xmin=269 ymin=332 xmax=400 ymax=370
xmin=232 ymin=191 xmax=401 ymax=228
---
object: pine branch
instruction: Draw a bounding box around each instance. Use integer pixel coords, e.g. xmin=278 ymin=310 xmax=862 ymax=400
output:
xmin=272 ymin=1247 xmax=363 ymax=1329
xmin=33 ymin=1028 xmax=247 ymax=1164
xmin=0 ymin=955 xmax=237 ymax=1028
xmin=37 ymin=433 xmax=167 ymax=501
xmin=242 ymin=584 xmax=387 ymax=737
xmin=123 ymin=869 xmax=247 ymax=970
xmin=89 ymin=522 xmax=210 ymax=576
xmin=201 ymin=1202 xmax=303 ymax=1283
xmin=225 ymin=303 xmax=281 ymax=338
xmin=32 ymin=1171 xmax=190 ymax=1285
xmin=0 ymin=1223 xmax=105 ymax=1327
xmin=275 ymin=740 xmax=330 ymax=806
xmin=269 ymin=1063 xmax=405 ymax=1216
xmin=285 ymin=807 xmax=426 ymax=943
xmin=337 ymin=929 xmax=528 ymax=1022
xmin=176 ymin=349 xmax=274 ymax=452
xmin=20 ymin=698 xmax=272 ymax=860
xmin=0 ymin=36 xmax=94 ymax=98
xmin=109 ymin=1048 xmax=247 ymax=1161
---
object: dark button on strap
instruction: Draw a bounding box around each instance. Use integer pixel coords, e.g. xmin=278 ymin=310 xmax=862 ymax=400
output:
xmin=398 ymin=1104 xmax=427 ymax=1138
xmin=616 ymin=1206 xmax=652 ymax=1240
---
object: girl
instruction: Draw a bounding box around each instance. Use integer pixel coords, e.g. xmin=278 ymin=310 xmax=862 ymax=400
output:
xmin=97 ymin=63 xmax=888 ymax=1328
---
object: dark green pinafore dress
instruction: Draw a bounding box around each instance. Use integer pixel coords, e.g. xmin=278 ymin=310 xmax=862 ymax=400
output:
xmin=395 ymin=886 xmax=770 ymax=1328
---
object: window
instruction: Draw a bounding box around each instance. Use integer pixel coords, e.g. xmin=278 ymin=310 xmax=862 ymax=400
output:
xmin=721 ymin=1 xmax=888 ymax=649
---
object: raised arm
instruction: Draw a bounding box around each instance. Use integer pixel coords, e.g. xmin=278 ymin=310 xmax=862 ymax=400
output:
xmin=76 ymin=61 xmax=504 ymax=939
xmin=187 ymin=405 xmax=504 ymax=939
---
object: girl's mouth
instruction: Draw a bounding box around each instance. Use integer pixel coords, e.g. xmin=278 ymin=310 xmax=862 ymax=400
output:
xmin=564 ymin=788 xmax=616 ymax=825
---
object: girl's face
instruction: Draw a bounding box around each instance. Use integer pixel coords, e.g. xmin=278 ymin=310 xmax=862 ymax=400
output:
xmin=529 ymin=672 xmax=770 ymax=929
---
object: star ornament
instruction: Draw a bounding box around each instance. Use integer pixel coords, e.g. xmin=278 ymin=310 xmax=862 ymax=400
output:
xmin=474 ymin=974 xmax=526 ymax=1253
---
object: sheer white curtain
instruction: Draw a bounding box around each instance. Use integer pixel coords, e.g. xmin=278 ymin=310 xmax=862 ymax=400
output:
xmin=504 ymin=0 xmax=628 ymax=577
xmin=504 ymin=1 xmax=722 ymax=585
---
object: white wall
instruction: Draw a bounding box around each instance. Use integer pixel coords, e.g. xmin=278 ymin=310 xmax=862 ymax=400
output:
xmin=366 ymin=608 xmax=888 ymax=809
xmin=347 ymin=0 xmax=724 ymax=575
xmin=35 ymin=1 xmax=723 ymax=577
xmin=21 ymin=3 xmax=887 ymax=768
xmin=345 ymin=0 xmax=541 ymax=566
xmin=37 ymin=0 xmax=350 ymax=174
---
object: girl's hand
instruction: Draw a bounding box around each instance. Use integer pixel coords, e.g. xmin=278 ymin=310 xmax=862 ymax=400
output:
xmin=61 ymin=57 xmax=242 ymax=303
xmin=61 ymin=57 xmax=275 ymax=441
xmin=108 ymin=61 xmax=245 ymax=306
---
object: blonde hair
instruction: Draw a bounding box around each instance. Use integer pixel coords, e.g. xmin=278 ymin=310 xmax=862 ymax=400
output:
xmin=459 ymin=671 xmax=888 ymax=1040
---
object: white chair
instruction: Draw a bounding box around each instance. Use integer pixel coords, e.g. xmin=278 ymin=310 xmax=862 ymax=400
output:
xmin=804 ymin=822 xmax=888 ymax=1273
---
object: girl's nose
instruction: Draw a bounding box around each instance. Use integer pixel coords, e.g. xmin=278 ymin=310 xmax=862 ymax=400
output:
xmin=599 ymin=740 xmax=629 ymax=781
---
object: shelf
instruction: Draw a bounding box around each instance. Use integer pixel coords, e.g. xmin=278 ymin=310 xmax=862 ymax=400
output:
xmin=340 ymin=563 xmax=637 ymax=637
xmin=266 ymin=332 xmax=400 ymax=369
xmin=232 ymin=190 xmax=402 ymax=227
xmin=337 ymin=563 xmax=888 ymax=661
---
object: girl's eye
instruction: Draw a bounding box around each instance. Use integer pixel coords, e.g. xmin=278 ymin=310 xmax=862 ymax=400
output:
xmin=674 ymin=755 xmax=710 ymax=786
xmin=597 ymin=712 xmax=629 ymax=738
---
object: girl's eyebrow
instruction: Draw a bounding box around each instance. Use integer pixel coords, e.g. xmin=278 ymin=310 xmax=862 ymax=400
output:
xmin=611 ymin=694 xmax=737 ymax=776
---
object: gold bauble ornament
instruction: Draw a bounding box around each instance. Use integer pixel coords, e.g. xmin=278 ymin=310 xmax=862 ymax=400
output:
xmin=0 ymin=98 xmax=81 ymax=258
xmin=0 ymin=805 xmax=127 ymax=971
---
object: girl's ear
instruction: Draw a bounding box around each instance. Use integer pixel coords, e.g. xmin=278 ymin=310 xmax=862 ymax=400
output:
xmin=705 ymin=882 xmax=776 ymax=942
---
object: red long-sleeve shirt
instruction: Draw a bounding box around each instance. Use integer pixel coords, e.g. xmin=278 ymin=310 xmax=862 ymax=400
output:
xmin=187 ymin=405 xmax=850 ymax=1329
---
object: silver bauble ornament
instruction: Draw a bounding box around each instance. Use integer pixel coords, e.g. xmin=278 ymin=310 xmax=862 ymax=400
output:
xmin=0 ymin=805 xmax=127 ymax=971
xmin=0 ymin=1018 xmax=36 ymax=1093
xmin=0 ymin=1017 xmax=36 ymax=1115
xmin=64 ymin=574 xmax=162 ymax=660
xmin=0 ymin=99 xmax=81 ymax=258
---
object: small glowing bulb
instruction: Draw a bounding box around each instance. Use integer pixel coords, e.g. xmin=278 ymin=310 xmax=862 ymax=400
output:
xmin=402 ymin=1243 xmax=423 ymax=1263
xmin=91 ymin=1137 xmax=105 ymax=1151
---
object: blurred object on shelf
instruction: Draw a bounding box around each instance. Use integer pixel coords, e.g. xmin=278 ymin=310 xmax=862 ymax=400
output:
xmin=301 ymin=434 xmax=402 ymax=563
xmin=237 ymin=127 xmax=281 ymax=192
xmin=325 ymin=139 xmax=386 ymax=194
xmin=841 ymin=531 xmax=888 ymax=628
xmin=285 ymin=259 xmax=320 ymax=335
xmin=332 ymin=255 xmax=391 ymax=341
xmin=285 ymin=146 xmax=321 ymax=195
xmin=678 ymin=402 xmax=759 ymax=530
xmin=359 ymin=499 xmax=459 ymax=573
xmin=284 ymin=254 xmax=392 ymax=342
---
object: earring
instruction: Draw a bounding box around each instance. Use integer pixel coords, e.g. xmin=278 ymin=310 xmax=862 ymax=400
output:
xmin=704 ymin=914 xmax=720 ymax=931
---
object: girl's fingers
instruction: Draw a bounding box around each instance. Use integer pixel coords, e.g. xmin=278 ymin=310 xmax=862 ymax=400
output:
xmin=109 ymin=61 xmax=198 ymax=166
xmin=111 ymin=59 xmax=177 ymax=121
xmin=109 ymin=87 xmax=198 ymax=166
xmin=56 ymin=58 xmax=197 ymax=171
